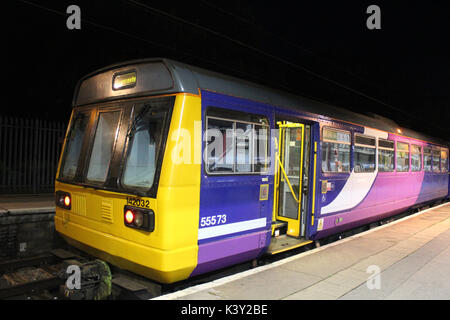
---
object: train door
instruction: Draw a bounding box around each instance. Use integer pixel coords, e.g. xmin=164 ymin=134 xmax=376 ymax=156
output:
xmin=268 ymin=121 xmax=312 ymax=254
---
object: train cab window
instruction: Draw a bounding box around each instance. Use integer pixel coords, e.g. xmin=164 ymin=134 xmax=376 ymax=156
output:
xmin=122 ymin=100 xmax=170 ymax=190
xmin=205 ymin=109 xmax=269 ymax=174
xmin=396 ymin=142 xmax=410 ymax=172
xmin=441 ymin=149 xmax=449 ymax=173
xmin=86 ymin=111 xmax=121 ymax=183
xmin=411 ymin=145 xmax=422 ymax=172
xmin=432 ymin=148 xmax=441 ymax=173
xmin=60 ymin=111 xmax=90 ymax=179
xmin=321 ymin=127 xmax=350 ymax=173
xmin=354 ymin=134 xmax=376 ymax=173
xmin=423 ymin=147 xmax=432 ymax=172
xmin=378 ymin=139 xmax=394 ymax=172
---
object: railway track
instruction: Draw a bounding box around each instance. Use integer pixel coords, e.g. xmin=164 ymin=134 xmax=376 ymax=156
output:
xmin=0 ymin=201 xmax=446 ymax=300
xmin=0 ymin=253 xmax=66 ymax=299
xmin=0 ymin=248 xmax=160 ymax=300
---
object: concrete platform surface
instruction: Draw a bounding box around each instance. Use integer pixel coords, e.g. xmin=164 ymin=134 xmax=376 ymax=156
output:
xmin=0 ymin=194 xmax=55 ymax=214
xmin=156 ymin=202 xmax=450 ymax=300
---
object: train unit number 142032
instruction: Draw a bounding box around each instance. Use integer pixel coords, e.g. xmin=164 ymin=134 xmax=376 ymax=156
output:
xmin=200 ymin=214 xmax=227 ymax=227
xmin=126 ymin=197 xmax=150 ymax=208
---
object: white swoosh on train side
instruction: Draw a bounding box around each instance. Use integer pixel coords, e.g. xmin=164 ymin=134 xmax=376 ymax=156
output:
xmin=321 ymin=128 xmax=388 ymax=214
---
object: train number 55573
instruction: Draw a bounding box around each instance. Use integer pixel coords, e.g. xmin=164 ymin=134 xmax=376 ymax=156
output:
xmin=200 ymin=214 xmax=227 ymax=227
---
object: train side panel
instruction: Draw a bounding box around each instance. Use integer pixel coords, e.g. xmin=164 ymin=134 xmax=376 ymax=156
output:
xmin=312 ymin=127 xmax=448 ymax=239
xmin=190 ymin=91 xmax=273 ymax=276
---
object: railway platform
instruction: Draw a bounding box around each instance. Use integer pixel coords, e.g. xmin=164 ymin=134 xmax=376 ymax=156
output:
xmin=0 ymin=194 xmax=55 ymax=215
xmin=157 ymin=202 xmax=450 ymax=300
xmin=0 ymin=194 xmax=57 ymax=259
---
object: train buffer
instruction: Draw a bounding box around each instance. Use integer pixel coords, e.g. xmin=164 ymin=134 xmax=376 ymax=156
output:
xmin=156 ymin=202 xmax=450 ymax=300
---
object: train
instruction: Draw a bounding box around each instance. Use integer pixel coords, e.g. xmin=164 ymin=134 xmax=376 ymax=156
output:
xmin=54 ymin=58 xmax=449 ymax=284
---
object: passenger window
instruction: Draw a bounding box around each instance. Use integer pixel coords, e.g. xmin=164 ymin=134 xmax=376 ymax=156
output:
xmin=354 ymin=134 xmax=376 ymax=173
xmin=86 ymin=111 xmax=121 ymax=183
xmin=432 ymin=148 xmax=441 ymax=172
xmin=321 ymin=127 xmax=350 ymax=173
xmin=396 ymin=142 xmax=410 ymax=172
xmin=423 ymin=147 xmax=432 ymax=172
xmin=441 ymin=149 xmax=449 ymax=173
xmin=206 ymin=118 xmax=235 ymax=173
xmin=411 ymin=145 xmax=422 ymax=172
xmin=235 ymin=122 xmax=252 ymax=173
xmin=254 ymin=125 xmax=269 ymax=172
xmin=378 ymin=139 xmax=394 ymax=172
xmin=205 ymin=110 xmax=269 ymax=174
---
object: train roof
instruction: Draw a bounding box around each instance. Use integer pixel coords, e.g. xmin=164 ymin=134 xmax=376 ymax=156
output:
xmin=74 ymin=58 xmax=449 ymax=147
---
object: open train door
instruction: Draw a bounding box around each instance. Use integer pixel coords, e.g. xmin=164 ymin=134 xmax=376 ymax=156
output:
xmin=268 ymin=121 xmax=312 ymax=254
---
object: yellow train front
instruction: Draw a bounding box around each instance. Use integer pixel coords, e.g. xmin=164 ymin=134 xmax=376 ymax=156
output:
xmin=55 ymin=59 xmax=205 ymax=284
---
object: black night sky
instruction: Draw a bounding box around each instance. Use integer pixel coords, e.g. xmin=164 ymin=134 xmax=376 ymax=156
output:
xmin=7 ymin=0 xmax=450 ymax=142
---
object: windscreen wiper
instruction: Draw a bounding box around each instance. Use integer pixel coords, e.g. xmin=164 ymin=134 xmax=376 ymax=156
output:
xmin=127 ymin=104 xmax=151 ymax=138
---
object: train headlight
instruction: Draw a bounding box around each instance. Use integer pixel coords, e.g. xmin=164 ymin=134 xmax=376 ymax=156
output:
xmin=123 ymin=206 xmax=154 ymax=232
xmin=64 ymin=196 xmax=71 ymax=207
xmin=56 ymin=191 xmax=71 ymax=210
xmin=125 ymin=210 xmax=135 ymax=224
xmin=134 ymin=212 xmax=144 ymax=227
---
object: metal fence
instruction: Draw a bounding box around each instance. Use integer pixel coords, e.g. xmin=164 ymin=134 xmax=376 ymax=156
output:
xmin=0 ymin=116 xmax=67 ymax=194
